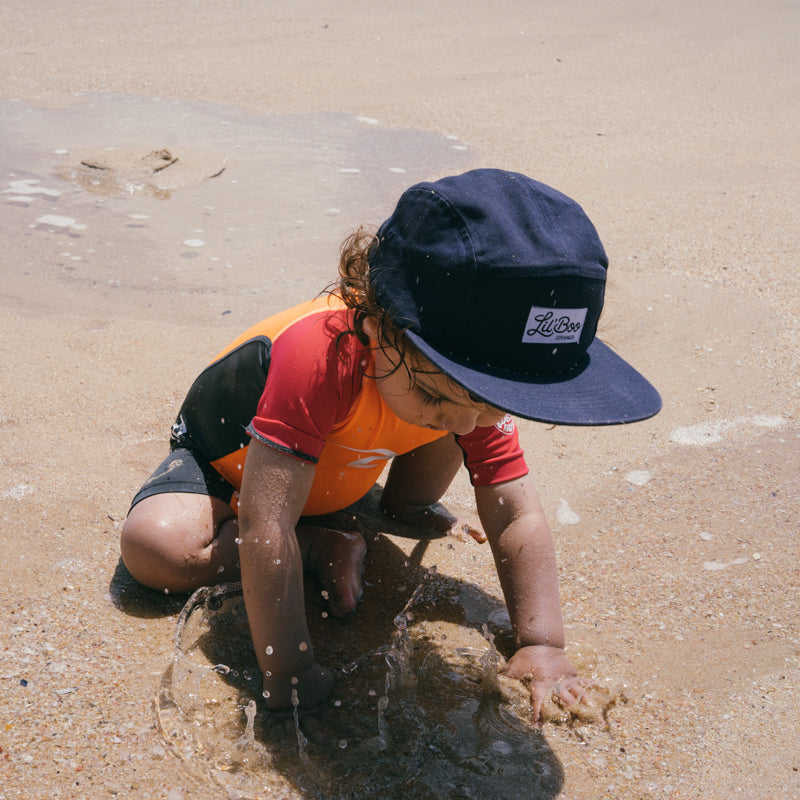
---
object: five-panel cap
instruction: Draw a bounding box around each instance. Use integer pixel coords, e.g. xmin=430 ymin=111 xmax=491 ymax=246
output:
xmin=369 ymin=168 xmax=661 ymax=425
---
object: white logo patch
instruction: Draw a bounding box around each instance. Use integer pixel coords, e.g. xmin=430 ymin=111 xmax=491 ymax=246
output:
xmin=522 ymin=306 xmax=587 ymax=344
xmin=495 ymin=415 xmax=515 ymax=435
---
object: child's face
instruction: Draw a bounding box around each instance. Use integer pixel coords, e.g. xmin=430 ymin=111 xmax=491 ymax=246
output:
xmin=365 ymin=322 xmax=506 ymax=435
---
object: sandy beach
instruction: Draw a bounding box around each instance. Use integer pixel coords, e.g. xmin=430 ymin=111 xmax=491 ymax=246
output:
xmin=1 ymin=1 xmax=798 ymax=797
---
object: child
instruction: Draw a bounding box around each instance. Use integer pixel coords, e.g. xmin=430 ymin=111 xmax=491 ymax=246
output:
xmin=121 ymin=169 xmax=661 ymax=722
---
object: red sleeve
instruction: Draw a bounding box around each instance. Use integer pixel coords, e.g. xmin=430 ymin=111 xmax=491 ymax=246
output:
xmin=455 ymin=414 xmax=529 ymax=486
xmin=247 ymin=311 xmax=364 ymax=463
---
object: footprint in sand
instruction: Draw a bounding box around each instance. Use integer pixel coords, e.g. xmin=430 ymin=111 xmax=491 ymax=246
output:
xmin=57 ymin=147 xmax=227 ymax=199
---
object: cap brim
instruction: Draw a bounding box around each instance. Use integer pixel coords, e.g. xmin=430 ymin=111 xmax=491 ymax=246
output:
xmin=405 ymin=333 xmax=662 ymax=426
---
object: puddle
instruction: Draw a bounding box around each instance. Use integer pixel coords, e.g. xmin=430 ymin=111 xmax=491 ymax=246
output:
xmin=56 ymin=146 xmax=228 ymax=198
xmin=0 ymin=93 xmax=473 ymax=318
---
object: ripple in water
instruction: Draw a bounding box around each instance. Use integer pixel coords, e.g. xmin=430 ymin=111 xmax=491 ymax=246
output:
xmin=157 ymin=579 xmax=568 ymax=799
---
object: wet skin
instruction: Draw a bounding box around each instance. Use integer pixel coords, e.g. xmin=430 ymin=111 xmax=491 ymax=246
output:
xmin=122 ymin=320 xmax=591 ymax=722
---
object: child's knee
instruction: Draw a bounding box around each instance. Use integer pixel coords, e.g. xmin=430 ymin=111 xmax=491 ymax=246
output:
xmin=119 ymin=505 xmax=191 ymax=591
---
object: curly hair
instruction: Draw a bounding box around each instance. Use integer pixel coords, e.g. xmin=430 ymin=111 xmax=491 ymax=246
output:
xmin=330 ymin=225 xmax=494 ymax=410
xmin=330 ymin=225 xmax=417 ymax=376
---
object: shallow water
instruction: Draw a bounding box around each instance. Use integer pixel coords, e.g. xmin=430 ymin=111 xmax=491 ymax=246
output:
xmin=0 ymin=93 xmax=472 ymax=324
xmin=158 ymin=577 xmax=570 ymax=800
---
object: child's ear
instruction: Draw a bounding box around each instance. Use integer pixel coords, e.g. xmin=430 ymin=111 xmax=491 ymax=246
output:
xmin=362 ymin=316 xmax=378 ymax=340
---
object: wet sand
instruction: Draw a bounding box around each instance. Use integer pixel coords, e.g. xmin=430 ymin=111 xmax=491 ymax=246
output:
xmin=1 ymin=1 xmax=798 ymax=798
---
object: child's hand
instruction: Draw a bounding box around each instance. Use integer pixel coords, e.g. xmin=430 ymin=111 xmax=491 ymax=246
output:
xmin=383 ymin=500 xmax=487 ymax=542
xmin=262 ymin=661 xmax=335 ymax=713
xmin=502 ymin=644 xmax=593 ymax=724
xmin=383 ymin=500 xmax=456 ymax=533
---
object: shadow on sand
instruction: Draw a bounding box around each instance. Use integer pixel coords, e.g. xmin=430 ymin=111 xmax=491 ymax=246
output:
xmin=111 ymin=490 xmax=565 ymax=799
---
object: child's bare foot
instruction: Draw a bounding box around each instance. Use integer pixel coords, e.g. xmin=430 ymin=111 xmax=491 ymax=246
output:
xmin=298 ymin=526 xmax=367 ymax=617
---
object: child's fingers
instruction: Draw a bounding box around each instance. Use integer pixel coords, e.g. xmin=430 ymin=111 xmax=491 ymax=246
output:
xmin=529 ymin=683 xmax=547 ymax=726
xmin=558 ymin=683 xmax=589 ymax=708
xmin=556 ymin=677 xmax=595 ymax=708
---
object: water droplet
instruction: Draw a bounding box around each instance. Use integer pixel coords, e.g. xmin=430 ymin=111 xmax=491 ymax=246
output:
xmin=262 ymin=689 xmax=270 ymax=699
xmin=321 ymin=590 xmax=330 ymax=600
xmin=338 ymin=739 xmax=348 ymax=749
xmin=298 ymin=641 xmax=308 ymax=652
xmin=274 ymin=558 xmax=281 ymax=565
xmin=291 ymin=676 xmax=298 ymax=685
xmin=234 ymin=537 xmax=242 ymax=545
xmin=265 ymin=645 xmax=274 ymax=655
xmin=217 ymin=565 xmax=225 ymax=573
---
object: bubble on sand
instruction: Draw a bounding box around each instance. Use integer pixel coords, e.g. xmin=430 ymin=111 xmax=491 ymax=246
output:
xmin=36 ymin=214 xmax=77 ymax=228
xmin=625 ymin=470 xmax=653 ymax=486
xmin=182 ymin=238 xmax=206 ymax=247
xmin=670 ymin=415 xmax=785 ymax=445
xmin=1 ymin=484 xmax=34 ymax=501
xmin=557 ymin=498 xmax=580 ymax=525
xmin=703 ymin=557 xmax=750 ymax=571
xmin=3 ymin=179 xmax=60 ymax=197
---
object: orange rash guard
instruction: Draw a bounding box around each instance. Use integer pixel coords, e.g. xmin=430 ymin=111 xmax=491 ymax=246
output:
xmin=171 ymin=295 xmax=527 ymax=516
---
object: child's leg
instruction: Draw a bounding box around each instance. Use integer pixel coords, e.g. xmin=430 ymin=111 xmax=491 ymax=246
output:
xmin=120 ymin=492 xmax=241 ymax=593
xmin=380 ymin=434 xmax=464 ymax=530
xmin=122 ymin=490 xmax=367 ymax=611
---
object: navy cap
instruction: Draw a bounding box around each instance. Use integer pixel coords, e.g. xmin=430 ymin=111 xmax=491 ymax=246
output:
xmin=369 ymin=168 xmax=661 ymax=425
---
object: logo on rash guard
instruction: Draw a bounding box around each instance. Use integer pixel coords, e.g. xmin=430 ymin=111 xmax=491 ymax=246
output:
xmin=495 ymin=415 xmax=515 ymax=435
xmin=337 ymin=445 xmax=399 ymax=468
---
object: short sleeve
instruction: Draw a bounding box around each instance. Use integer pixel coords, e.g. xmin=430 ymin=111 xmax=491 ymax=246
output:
xmin=455 ymin=414 xmax=529 ymax=486
xmin=247 ymin=311 xmax=364 ymax=463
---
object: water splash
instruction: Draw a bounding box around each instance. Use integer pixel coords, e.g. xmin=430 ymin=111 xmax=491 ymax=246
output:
xmin=290 ymin=689 xmax=309 ymax=764
xmin=156 ymin=577 xmax=572 ymax=798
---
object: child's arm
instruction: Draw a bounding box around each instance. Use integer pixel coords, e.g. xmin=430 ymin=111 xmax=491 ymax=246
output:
xmin=380 ymin=434 xmax=464 ymax=532
xmin=475 ymin=473 xmax=590 ymax=722
xmin=238 ymin=439 xmax=334 ymax=710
